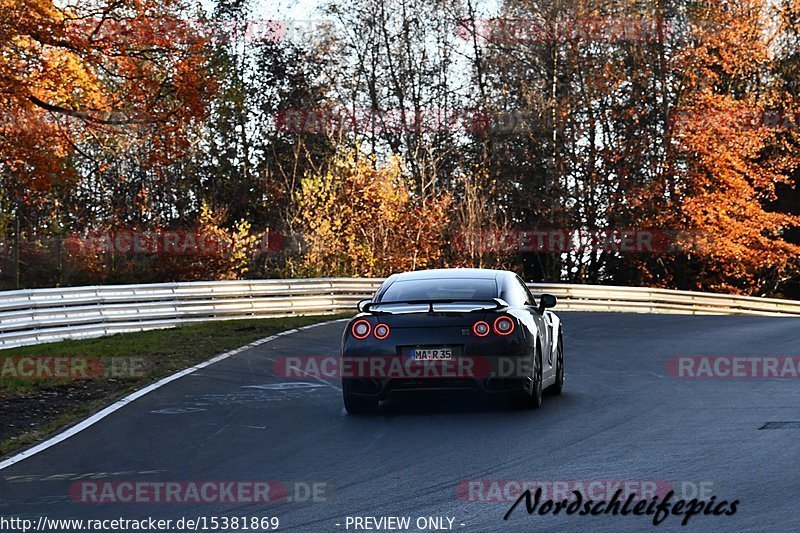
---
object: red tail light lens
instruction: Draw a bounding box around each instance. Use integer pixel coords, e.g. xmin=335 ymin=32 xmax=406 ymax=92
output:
xmin=493 ymin=316 xmax=515 ymax=335
xmin=473 ymin=321 xmax=490 ymax=337
xmin=352 ymin=319 xmax=371 ymax=339
xmin=374 ymin=324 xmax=390 ymax=339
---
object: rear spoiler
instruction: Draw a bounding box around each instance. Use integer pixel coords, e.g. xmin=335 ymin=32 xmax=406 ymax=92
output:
xmin=361 ymin=298 xmax=509 ymax=314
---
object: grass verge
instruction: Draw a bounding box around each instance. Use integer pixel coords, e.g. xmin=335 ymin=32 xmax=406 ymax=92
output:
xmin=0 ymin=314 xmax=349 ymax=457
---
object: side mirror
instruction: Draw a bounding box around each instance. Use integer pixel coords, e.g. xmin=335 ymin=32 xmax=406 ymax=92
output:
xmin=357 ymin=299 xmax=371 ymax=313
xmin=538 ymin=294 xmax=557 ymax=312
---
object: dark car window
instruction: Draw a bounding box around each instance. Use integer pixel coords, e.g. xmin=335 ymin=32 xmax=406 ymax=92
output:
xmin=379 ymin=278 xmax=497 ymax=301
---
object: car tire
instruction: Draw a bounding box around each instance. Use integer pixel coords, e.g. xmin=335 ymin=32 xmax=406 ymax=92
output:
xmin=522 ymin=348 xmax=543 ymax=409
xmin=343 ymin=394 xmax=378 ymax=415
xmin=548 ymin=333 xmax=564 ymax=396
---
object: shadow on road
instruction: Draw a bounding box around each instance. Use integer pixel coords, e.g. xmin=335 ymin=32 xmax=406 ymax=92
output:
xmin=365 ymin=390 xmax=574 ymax=416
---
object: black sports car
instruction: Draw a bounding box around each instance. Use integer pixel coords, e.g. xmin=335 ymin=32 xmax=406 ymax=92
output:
xmin=341 ymin=268 xmax=563 ymax=413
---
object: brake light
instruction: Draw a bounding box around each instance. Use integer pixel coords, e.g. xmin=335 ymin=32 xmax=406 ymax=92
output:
xmin=374 ymin=324 xmax=390 ymax=339
xmin=473 ymin=321 xmax=490 ymax=337
xmin=493 ymin=316 xmax=515 ymax=335
xmin=352 ymin=319 xmax=371 ymax=339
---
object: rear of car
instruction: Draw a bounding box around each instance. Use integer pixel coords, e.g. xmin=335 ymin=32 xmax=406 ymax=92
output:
xmin=341 ymin=271 xmax=537 ymax=413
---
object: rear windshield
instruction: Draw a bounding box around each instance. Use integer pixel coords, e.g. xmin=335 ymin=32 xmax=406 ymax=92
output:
xmin=379 ymin=278 xmax=497 ymax=301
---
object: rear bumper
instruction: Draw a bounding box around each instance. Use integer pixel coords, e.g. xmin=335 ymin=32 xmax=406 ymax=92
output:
xmin=340 ymin=353 xmax=534 ymax=400
xmin=343 ymin=376 xmax=530 ymax=400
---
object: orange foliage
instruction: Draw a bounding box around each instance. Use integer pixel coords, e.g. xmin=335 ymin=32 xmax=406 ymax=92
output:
xmin=663 ymin=0 xmax=800 ymax=294
xmin=292 ymin=150 xmax=452 ymax=277
xmin=0 ymin=0 xmax=215 ymax=201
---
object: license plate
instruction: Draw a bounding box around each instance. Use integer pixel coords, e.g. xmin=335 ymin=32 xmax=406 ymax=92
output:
xmin=413 ymin=347 xmax=453 ymax=361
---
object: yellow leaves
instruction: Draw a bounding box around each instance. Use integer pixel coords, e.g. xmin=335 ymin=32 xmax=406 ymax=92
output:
xmin=664 ymin=2 xmax=800 ymax=294
xmin=294 ymin=150 xmax=451 ymax=277
xmin=194 ymin=201 xmax=261 ymax=279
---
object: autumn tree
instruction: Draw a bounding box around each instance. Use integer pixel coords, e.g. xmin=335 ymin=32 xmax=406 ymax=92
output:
xmin=193 ymin=0 xmax=334 ymax=236
xmin=317 ymin=0 xmax=472 ymax=196
xmin=771 ymin=0 xmax=800 ymax=298
xmin=0 ymin=0 xmax=215 ymax=286
xmin=472 ymin=0 xmax=673 ymax=282
xmin=4 ymin=0 xmax=800 ymax=295
xmin=62 ymin=202 xmax=260 ymax=284
xmin=646 ymin=0 xmax=800 ymax=295
xmin=292 ymin=150 xmax=451 ymax=277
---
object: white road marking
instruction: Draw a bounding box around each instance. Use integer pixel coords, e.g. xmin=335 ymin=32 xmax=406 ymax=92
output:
xmin=242 ymin=382 xmax=326 ymax=390
xmin=149 ymin=407 xmax=207 ymax=415
xmin=0 ymin=318 xmax=350 ymax=471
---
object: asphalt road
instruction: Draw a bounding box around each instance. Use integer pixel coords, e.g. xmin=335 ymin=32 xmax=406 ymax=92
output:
xmin=1 ymin=313 xmax=799 ymax=533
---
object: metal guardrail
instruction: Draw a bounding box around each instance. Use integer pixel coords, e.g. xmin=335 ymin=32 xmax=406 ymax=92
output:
xmin=1 ymin=279 xmax=799 ymax=349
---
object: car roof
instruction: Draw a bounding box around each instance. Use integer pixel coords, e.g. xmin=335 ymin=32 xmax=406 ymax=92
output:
xmin=388 ymin=268 xmax=508 ymax=281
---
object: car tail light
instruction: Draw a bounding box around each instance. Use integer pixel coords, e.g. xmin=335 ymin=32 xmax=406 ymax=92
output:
xmin=473 ymin=321 xmax=490 ymax=337
xmin=374 ymin=324 xmax=390 ymax=339
xmin=493 ymin=316 xmax=515 ymax=335
xmin=352 ymin=319 xmax=371 ymax=339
